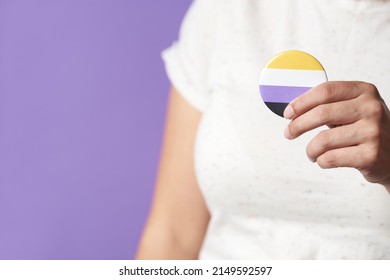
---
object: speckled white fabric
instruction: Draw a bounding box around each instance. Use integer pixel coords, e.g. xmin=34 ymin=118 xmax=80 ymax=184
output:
xmin=162 ymin=0 xmax=390 ymax=259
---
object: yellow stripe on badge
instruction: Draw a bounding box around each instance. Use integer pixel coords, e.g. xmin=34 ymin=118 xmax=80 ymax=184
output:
xmin=265 ymin=50 xmax=324 ymax=70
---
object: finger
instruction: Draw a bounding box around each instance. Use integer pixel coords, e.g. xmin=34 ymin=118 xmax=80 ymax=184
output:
xmin=306 ymin=122 xmax=365 ymax=162
xmin=316 ymin=143 xmax=379 ymax=170
xmin=285 ymin=99 xmax=361 ymax=139
xmin=284 ymin=81 xmax=373 ymax=119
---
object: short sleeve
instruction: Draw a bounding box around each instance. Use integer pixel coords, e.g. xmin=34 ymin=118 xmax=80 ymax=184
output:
xmin=161 ymin=0 xmax=218 ymax=112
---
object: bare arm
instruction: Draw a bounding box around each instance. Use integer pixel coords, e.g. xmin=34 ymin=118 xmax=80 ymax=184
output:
xmin=136 ymin=87 xmax=210 ymax=259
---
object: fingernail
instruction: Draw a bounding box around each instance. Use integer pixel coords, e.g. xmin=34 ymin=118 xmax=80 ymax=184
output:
xmin=284 ymin=105 xmax=295 ymax=119
xmin=284 ymin=126 xmax=292 ymax=139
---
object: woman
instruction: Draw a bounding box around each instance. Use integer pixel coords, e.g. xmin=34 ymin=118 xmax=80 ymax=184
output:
xmin=137 ymin=0 xmax=390 ymax=259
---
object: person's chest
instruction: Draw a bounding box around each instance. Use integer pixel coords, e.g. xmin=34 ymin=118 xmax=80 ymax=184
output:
xmin=195 ymin=0 xmax=390 ymax=226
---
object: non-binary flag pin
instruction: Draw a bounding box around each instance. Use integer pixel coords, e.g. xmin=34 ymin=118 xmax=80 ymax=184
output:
xmin=259 ymin=50 xmax=328 ymax=117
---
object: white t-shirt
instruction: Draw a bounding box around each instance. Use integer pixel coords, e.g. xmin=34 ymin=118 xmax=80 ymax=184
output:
xmin=162 ymin=0 xmax=390 ymax=259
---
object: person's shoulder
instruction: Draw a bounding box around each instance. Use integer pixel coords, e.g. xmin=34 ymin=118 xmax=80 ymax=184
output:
xmin=191 ymin=0 xmax=259 ymax=11
xmin=211 ymin=0 xmax=270 ymax=18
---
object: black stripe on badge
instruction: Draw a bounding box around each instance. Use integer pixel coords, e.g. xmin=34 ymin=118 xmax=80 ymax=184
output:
xmin=264 ymin=102 xmax=289 ymax=117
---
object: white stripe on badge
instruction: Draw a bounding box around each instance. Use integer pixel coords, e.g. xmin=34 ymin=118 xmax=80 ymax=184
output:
xmin=259 ymin=68 xmax=328 ymax=87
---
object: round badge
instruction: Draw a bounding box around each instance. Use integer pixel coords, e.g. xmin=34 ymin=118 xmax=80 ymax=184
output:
xmin=259 ymin=50 xmax=328 ymax=117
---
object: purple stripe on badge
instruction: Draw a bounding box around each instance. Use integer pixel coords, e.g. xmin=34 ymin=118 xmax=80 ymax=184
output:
xmin=259 ymin=85 xmax=312 ymax=103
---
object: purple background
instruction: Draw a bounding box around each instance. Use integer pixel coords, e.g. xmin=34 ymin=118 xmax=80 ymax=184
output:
xmin=0 ymin=0 xmax=192 ymax=259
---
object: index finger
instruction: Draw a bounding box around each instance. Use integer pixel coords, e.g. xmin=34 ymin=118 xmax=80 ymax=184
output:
xmin=283 ymin=81 xmax=364 ymax=119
